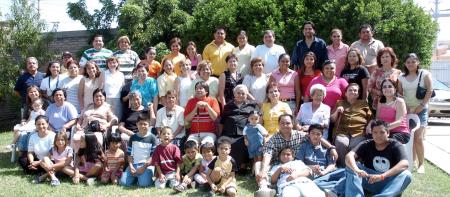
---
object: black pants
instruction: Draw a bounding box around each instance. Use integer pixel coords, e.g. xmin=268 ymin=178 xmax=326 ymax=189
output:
xmin=18 ymin=152 xmax=44 ymax=174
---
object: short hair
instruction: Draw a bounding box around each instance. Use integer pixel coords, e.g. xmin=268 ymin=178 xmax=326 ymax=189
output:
xmin=184 ymin=140 xmax=199 ymax=150
xmin=345 ymin=83 xmax=361 ymax=98
xmin=166 ymin=89 xmax=177 ymax=97
xmin=225 ymin=54 xmax=238 ymax=63
xmin=195 ymin=81 xmax=210 ymax=97
xmin=196 ymin=60 xmax=212 ymax=73
xmin=54 ymin=132 xmax=69 ymax=147
xmin=278 ymin=146 xmax=294 ymax=158
xmin=215 ymin=26 xmax=226 ymax=33
xmin=248 ymin=110 xmax=261 ymax=117
xmin=278 ymin=113 xmax=293 ymax=123
xmin=106 ymin=57 xmax=120 ymax=70
xmin=83 ymin=61 xmax=101 ymax=78
xmin=308 ymin=124 xmax=324 ymax=134
xmin=160 ymin=126 xmax=173 ymax=135
xmin=233 ymin=84 xmax=248 ymax=95
xmin=65 ymin=59 xmax=79 ymax=69
xmin=135 ymin=62 xmax=150 ymax=72
xmin=200 ymin=142 xmax=215 ymax=154
xmin=26 ymin=57 xmax=38 ymax=64
xmin=250 ymin=57 xmax=264 ymax=75
xmin=92 ymin=88 xmax=106 ymax=99
xmin=108 ymin=132 xmax=122 ymax=143
xmin=32 ymin=98 xmax=44 ymax=106
xmin=51 ymin=88 xmax=67 ymax=99
xmin=92 ymin=34 xmax=103 ymax=42
xmin=117 ymin=35 xmax=131 ymax=48
xmin=217 ymin=138 xmax=232 ymax=148
xmin=264 ymin=30 xmax=275 ymax=37
xmin=403 ymin=53 xmax=421 ymax=76
xmin=45 ymin=61 xmax=60 ymax=77
xmin=376 ymin=47 xmax=398 ymax=68
xmin=310 ymin=84 xmax=327 ymax=98
xmin=302 ymin=21 xmax=316 ymax=30
xmin=359 ymin=24 xmax=373 ymax=33
xmin=278 ymin=53 xmax=290 ymax=63
xmin=169 ymin=37 xmax=182 ymax=48
xmin=330 ymin=28 xmax=343 ymax=36
xmin=370 ymin=120 xmax=389 ymax=131
xmin=137 ymin=112 xmax=151 ymax=123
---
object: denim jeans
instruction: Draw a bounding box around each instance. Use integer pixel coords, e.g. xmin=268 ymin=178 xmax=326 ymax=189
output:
xmin=313 ymin=168 xmax=346 ymax=195
xmin=120 ymin=163 xmax=155 ymax=187
xmin=345 ymin=163 xmax=412 ymax=197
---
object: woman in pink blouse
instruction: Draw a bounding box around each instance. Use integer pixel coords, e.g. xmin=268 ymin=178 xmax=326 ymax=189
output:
xmin=326 ymin=28 xmax=349 ymax=77
xmin=269 ymin=54 xmax=301 ymax=114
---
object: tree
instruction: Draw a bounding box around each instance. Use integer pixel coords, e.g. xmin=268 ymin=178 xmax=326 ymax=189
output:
xmin=0 ymin=0 xmax=55 ymax=99
xmin=67 ymin=0 xmax=125 ymax=31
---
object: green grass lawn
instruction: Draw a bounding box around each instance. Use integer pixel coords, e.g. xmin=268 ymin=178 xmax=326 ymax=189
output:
xmin=0 ymin=131 xmax=449 ymax=196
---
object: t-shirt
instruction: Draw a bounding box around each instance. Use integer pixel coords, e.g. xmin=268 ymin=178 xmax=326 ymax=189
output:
xmin=184 ymin=97 xmax=220 ymax=133
xmin=306 ymin=76 xmax=348 ymax=110
xmin=40 ymin=75 xmax=65 ymax=98
xmin=152 ymin=143 xmax=182 ymax=175
xmin=79 ymin=48 xmax=113 ymax=70
xmin=103 ymin=70 xmax=125 ymax=98
xmin=242 ymin=74 xmax=270 ymax=104
xmin=298 ymin=69 xmax=322 ymax=98
xmin=105 ymin=148 xmax=125 ymax=171
xmin=60 ymin=75 xmax=83 ymax=113
xmin=28 ymin=131 xmax=56 ymax=160
xmin=180 ymin=153 xmax=202 ymax=175
xmin=113 ymin=49 xmax=140 ymax=79
xmin=251 ymin=44 xmax=286 ymax=74
xmin=50 ymin=146 xmax=73 ymax=164
xmin=269 ymin=160 xmax=310 ymax=190
xmin=121 ymin=109 xmax=148 ymax=132
xmin=45 ymin=102 xmax=78 ymax=132
xmin=155 ymin=106 xmax=185 ymax=138
xmin=207 ymin=156 xmax=238 ymax=188
xmin=157 ymin=72 xmax=177 ymax=96
xmin=261 ymin=102 xmax=292 ymax=135
xmin=127 ymin=132 xmax=157 ymax=164
xmin=353 ymin=139 xmax=407 ymax=172
xmin=340 ymin=66 xmax=369 ymax=99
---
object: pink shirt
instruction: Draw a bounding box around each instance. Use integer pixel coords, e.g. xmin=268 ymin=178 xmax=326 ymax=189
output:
xmin=306 ymin=76 xmax=348 ymax=110
xmin=271 ymin=69 xmax=297 ymax=99
xmin=378 ymin=100 xmax=409 ymax=134
xmin=327 ymin=42 xmax=349 ymax=77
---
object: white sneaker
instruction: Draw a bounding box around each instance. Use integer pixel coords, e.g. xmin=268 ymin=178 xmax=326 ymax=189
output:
xmin=254 ymin=188 xmax=276 ymax=197
xmin=417 ymin=165 xmax=425 ymax=174
xmin=86 ymin=177 xmax=96 ymax=186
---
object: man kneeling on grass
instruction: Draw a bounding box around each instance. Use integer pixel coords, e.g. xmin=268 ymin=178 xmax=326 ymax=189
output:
xmin=345 ymin=120 xmax=412 ymax=197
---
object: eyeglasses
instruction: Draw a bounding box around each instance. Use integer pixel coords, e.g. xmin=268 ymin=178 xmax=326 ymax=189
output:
xmin=382 ymin=85 xmax=394 ymax=89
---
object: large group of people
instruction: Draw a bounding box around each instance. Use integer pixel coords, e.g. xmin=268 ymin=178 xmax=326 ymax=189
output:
xmin=8 ymin=21 xmax=433 ymax=197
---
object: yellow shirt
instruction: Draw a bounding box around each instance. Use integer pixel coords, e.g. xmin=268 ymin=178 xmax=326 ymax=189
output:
xmin=157 ymin=72 xmax=177 ymax=96
xmin=163 ymin=53 xmax=186 ymax=76
xmin=262 ymin=102 xmax=292 ymax=135
xmin=202 ymin=41 xmax=234 ymax=76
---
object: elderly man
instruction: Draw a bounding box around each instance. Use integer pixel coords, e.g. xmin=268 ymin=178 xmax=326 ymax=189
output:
xmin=345 ymin=120 xmax=411 ymax=197
xmin=350 ymin=24 xmax=384 ymax=74
xmin=79 ymin=34 xmax=113 ymax=71
xmin=202 ymin=27 xmax=235 ymax=77
xmin=291 ymin=21 xmax=328 ymax=70
xmin=14 ymin=57 xmax=45 ymax=118
xmin=254 ymin=114 xmax=337 ymax=196
xmin=251 ymin=30 xmax=286 ymax=74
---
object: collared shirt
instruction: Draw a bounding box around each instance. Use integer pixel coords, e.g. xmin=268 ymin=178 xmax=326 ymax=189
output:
xmin=333 ymin=100 xmax=372 ymax=137
xmin=292 ymin=36 xmax=328 ymax=70
xmin=79 ymin=47 xmax=113 ymax=70
xmin=327 ymin=42 xmax=349 ymax=76
xmin=251 ymin=44 xmax=286 ymax=74
xmin=262 ymin=130 xmax=307 ymax=163
xmin=14 ymin=71 xmax=45 ymax=104
xmin=220 ymin=100 xmax=258 ymax=137
xmin=270 ymin=68 xmax=297 ymax=99
xmin=113 ymin=49 xmax=140 ymax=79
xmin=202 ymin=40 xmax=235 ymax=76
xmin=157 ymin=72 xmax=177 ymax=96
xmin=350 ymin=38 xmax=384 ymax=67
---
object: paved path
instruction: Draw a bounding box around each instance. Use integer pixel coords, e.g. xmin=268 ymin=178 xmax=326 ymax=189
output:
xmin=424 ymin=118 xmax=450 ymax=174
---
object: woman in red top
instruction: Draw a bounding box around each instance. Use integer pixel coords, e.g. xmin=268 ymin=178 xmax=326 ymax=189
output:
xmin=298 ymin=51 xmax=321 ymax=102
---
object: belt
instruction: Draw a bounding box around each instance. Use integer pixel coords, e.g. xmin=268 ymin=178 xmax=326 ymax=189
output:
xmin=280 ymin=98 xmax=296 ymax=102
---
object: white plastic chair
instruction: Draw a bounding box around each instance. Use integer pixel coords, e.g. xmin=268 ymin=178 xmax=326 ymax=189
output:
xmin=405 ymin=114 xmax=420 ymax=172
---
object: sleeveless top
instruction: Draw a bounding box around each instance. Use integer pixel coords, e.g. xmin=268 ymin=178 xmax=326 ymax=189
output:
xmin=224 ymin=71 xmax=242 ymax=103
xmin=398 ymin=69 xmax=428 ymax=108
xmin=83 ymin=77 xmax=101 ymax=109
xmin=378 ymin=100 xmax=409 ymax=133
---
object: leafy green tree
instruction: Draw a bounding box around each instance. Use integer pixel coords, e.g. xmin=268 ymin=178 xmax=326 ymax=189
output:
xmin=67 ymin=0 xmax=125 ymax=31
xmin=0 ymin=0 xmax=55 ymax=100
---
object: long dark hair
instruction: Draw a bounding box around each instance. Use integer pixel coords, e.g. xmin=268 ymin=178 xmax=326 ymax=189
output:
xmin=379 ymin=79 xmax=398 ymax=103
xmin=403 ymin=53 xmax=421 ymax=76
xmin=78 ymin=132 xmax=103 ymax=162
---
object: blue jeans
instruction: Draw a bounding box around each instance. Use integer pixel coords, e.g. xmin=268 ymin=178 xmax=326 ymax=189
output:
xmin=314 ymin=168 xmax=346 ymax=195
xmin=120 ymin=163 xmax=154 ymax=187
xmin=17 ymin=131 xmax=32 ymax=151
xmin=345 ymin=163 xmax=412 ymax=197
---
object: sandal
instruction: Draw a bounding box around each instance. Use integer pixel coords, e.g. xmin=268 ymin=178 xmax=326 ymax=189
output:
xmin=51 ymin=179 xmax=60 ymax=186
xmin=174 ymin=183 xmax=187 ymax=192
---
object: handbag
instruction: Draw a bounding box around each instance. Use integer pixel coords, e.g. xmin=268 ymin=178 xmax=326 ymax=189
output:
xmin=416 ymin=70 xmax=436 ymax=99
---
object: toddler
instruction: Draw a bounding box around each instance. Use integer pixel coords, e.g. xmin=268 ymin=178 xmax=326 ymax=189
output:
xmin=174 ymin=140 xmax=202 ymax=192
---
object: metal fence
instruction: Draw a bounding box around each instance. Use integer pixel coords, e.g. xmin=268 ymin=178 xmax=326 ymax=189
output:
xmin=430 ymin=60 xmax=450 ymax=86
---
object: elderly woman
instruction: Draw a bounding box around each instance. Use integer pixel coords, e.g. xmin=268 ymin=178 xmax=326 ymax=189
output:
xmin=155 ymin=90 xmax=185 ymax=146
xmin=219 ymin=84 xmax=258 ymax=168
xmin=369 ymin=79 xmax=409 ymax=144
xmin=18 ymin=115 xmax=56 ymax=175
xmin=189 ymin=60 xmax=219 ymax=99
xmin=45 ymin=88 xmax=78 ymax=133
xmin=295 ymin=84 xmax=330 ymax=139
xmin=306 ymin=60 xmax=348 ymax=111
xmin=331 ymin=83 xmax=371 ymax=166
xmin=398 ymin=53 xmax=432 ymax=174
xmin=184 ymin=81 xmax=220 ymax=145
xmin=40 ymin=61 xmax=64 ymax=103
xmin=112 ymin=35 xmax=140 ymax=80
xmin=242 ymin=57 xmax=270 ymax=105
xmin=261 ymin=82 xmax=292 ymax=136
xmin=269 ymin=53 xmax=301 ymax=114
xmin=340 ymin=48 xmax=370 ymax=100
xmin=368 ymin=47 xmax=402 ymax=110
xmin=118 ymin=91 xmax=151 ymax=139
xmin=74 ymin=88 xmax=118 ymax=151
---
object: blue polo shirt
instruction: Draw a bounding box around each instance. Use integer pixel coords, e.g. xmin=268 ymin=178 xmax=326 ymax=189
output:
xmin=14 ymin=71 xmax=45 ymax=104
xmin=291 ymin=36 xmax=328 ymax=70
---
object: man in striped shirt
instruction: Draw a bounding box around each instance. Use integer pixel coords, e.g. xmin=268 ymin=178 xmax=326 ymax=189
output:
xmin=79 ymin=34 xmax=113 ymax=71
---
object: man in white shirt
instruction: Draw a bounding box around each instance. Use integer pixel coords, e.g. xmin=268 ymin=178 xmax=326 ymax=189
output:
xmin=251 ymin=30 xmax=286 ymax=74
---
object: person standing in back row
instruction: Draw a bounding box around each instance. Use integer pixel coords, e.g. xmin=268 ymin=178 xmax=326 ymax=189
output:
xmin=79 ymin=34 xmax=113 ymax=72
xmin=203 ymin=27 xmax=235 ymax=77
xmin=350 ymin=24 xmax=385 ymax=74
xmin=292 ymin=21 xmax=328 ymax=71
xmin=251 ymin=30 xmax=286 ymax=74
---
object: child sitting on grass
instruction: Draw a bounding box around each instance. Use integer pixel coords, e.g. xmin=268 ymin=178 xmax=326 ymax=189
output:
xmin=101 ymin=133 xmax=125 ymax=184
xmin=207 ymin=139 xmax=238 ymax=197
xmin=38 ymin=132 xmax=73 ymax=186
xmin=152 ymin=126 xmax=182 ymax=189
xmin=174 ymin=140 xmax=203 ymax=192
xmin=270 ymin=147 xmax=325 ymax=197
xmin=194 ymin=142 xmax=215 ymax=188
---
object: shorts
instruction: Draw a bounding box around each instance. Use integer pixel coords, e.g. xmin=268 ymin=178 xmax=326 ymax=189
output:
xmin=417 ymin=108 xmax=428 ymax=127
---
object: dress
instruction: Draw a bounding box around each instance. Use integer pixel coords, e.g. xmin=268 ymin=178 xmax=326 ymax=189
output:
xmin=14 ymin=109 xmax=45 ymax=132
xmin=223 ymin=71 xmax=242 ymax=103
xmin=82 ymin=77 xmax=101 ymax=109
xmin=243 ymin=124 xmax=267 ymax=158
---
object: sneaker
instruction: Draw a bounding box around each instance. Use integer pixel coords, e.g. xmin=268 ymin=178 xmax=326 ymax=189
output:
xmin=417 ymin=165 xmax=425 ymax=174
xmin=254 ymin=188 xmax=276 ymax=197
xmin=86 ymin=177 xmax=96 ymax=186
xmin=174 ymin=183 xmax=187 ymax=192
xmin=50 ymin=179 xmax=61 ymax=186
xmin=5 ymin=144 xmax=15 ymax=150
xmin=324 ymin=189 xmax=338 ymax=197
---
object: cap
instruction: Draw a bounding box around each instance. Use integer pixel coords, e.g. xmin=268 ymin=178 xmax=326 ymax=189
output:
xmin=62 ymin=51 xmax=72 ymax=58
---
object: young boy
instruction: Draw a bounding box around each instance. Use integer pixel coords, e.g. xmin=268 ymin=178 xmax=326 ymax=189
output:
xmin=174 ymin=140 xmax=202 ymax=192
xmin=101 ymin=133 xmax=125 ymax=184
xmin=152 ymin=126 xmax=182 ymax=189
xmin=270 ymin=147 xmax=325 ymax=197
xmin=120 ymin=113 xmax=158 ymax=187
xmin=207 ymin=139 xmax=238 ymax=197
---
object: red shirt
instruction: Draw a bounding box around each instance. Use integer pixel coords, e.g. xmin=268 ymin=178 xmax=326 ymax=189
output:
xmin=151 ymin=143 xmax=182 ymax=175
xmin=298 ymin=69 xmax=322 ymax=97
xmin=184 ymin=96 xmax=220 ymax=133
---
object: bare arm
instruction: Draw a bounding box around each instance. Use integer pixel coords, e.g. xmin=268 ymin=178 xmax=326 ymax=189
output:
xmin=362 ymin=78 xmax=369 ymax=101
xmin=78 ymin=78 xmax=85 ymax=111
xmin=294 ymin=74 xmax=301 ymax=115
xmin=218 ymin=73 xmax=226 ymax=107
xmin=388 ymin=98 xmax=407 ymax=130
xmin=118 ymin=122 xmax=134 ymax=136
xmin=174 ymin=78 xmax=181 ymax=105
